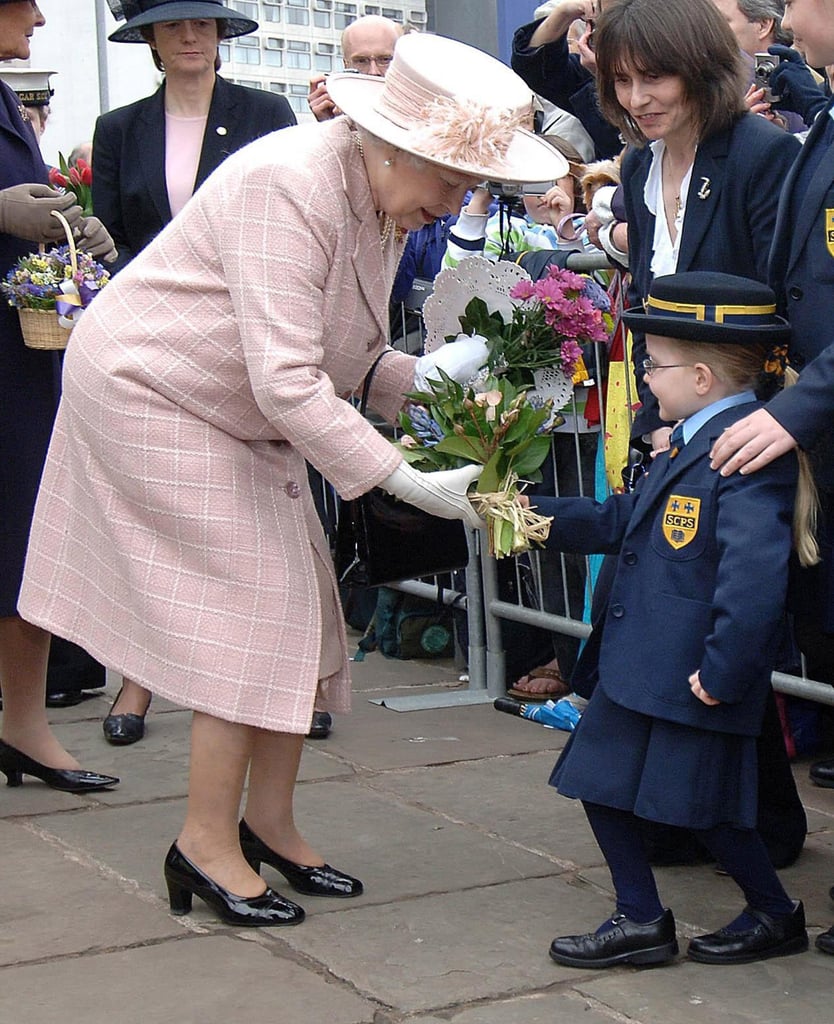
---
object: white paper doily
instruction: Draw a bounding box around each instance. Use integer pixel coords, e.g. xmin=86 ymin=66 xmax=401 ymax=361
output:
xmin=533 ymin=365 xmax=575 ymax=415
xmin=422 ymin=257 xmax=529 ymax=354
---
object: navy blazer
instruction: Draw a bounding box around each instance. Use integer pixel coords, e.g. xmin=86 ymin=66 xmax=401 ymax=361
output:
xmin=536 ymin=404 xmax=798 ymax=737
xmin=767 ymin=99 xmax=834 ymax=469
xmin=623 ymin=114 xmax=800 ymax=439
xmin=92 ymin=75 xmax=296 ymax=270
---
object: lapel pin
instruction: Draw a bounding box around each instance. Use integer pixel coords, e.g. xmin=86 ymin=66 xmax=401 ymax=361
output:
xmin=697 ymin=177 xmax=711 ymax=200
xmin=216 ymin=126 xmax=227 ymax=136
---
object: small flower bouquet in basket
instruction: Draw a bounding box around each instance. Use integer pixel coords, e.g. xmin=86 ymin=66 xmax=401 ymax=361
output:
xmin=1 ymin=212 xmax=110 ymax=350
xmin=396 ymin=370 xmax=555 ymax=558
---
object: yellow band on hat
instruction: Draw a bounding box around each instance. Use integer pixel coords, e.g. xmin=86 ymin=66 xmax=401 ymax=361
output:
xmin=647 ymin=296 xmax=776 ymax=323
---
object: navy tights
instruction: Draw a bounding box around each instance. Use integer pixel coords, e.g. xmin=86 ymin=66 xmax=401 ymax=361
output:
xmin=583 ymin=801 xmax=794 ymax=925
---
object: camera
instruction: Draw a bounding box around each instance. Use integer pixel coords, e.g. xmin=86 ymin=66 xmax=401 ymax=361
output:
xmin=753 ymin=52 xmax=783 ymax=104
xmin=483 ymin=180 xmax=557 ymax=198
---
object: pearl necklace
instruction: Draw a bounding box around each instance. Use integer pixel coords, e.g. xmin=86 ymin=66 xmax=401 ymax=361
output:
xmin=352 ymin=130 xmax=395 ymax=245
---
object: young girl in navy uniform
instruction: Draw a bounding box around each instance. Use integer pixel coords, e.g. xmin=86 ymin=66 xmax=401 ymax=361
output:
xmin=538 ymin=272 xmax=814 ymax=968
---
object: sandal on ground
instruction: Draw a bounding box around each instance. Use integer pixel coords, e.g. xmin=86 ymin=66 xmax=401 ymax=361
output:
xmin=507 ymin=665 xmax=571 ymax=701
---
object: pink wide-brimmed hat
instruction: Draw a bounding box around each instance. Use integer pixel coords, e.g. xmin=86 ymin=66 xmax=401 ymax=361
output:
xmin=327 ymin=33 xmax=569 ymax=185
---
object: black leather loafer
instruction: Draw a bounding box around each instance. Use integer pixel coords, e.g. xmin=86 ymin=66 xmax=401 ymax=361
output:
xmin=307 ymin=710 xmax=332 ymax=739
xmin=815 ymin=925 xmax=834 ymax=955
xmin=239 ymin=819 xmax=363 ymax=897
xmin=809 ymin=757 xmax=834 ymax=788
xmin=163 ymin=843 xmax=305 ymax=926
xmin=688 ymin=901 xmax=808 ymax=964
xmin=0 ymin=739 xmax=119 ymax=793
xmin=549 ymin=909 xmax=678 ymax=968
xmin=45 ymin=691 xmax=85 ymax=708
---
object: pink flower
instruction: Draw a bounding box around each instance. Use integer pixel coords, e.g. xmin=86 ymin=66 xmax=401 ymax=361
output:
xmin=509 ymin=279 xmax=535 ymax=301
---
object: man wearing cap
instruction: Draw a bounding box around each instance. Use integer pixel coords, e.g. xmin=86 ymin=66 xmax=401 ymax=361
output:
xmin=307 ymin=14 xmax=404 ymax=122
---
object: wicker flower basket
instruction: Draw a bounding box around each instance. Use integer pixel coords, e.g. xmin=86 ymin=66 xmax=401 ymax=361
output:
xmin=18 ymin=211 xmax=77 ymax=351
xmin=18 ymin=306 xmax=73 ymax=350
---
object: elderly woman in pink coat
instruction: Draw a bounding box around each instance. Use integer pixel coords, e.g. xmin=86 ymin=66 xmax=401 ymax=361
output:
xmin=17 ymin=33 xmax=567 ymax=927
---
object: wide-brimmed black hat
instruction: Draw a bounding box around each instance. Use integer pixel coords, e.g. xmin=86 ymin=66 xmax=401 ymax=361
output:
xmin=107 ymin=0 xmax=257 ymax=43
xmin=623 ymin=272 xmax=791 ymax=344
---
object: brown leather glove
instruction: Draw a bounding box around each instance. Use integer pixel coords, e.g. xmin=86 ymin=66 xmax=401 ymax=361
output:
xmin=76 ymin=216 xmax=118 ymax=263
xmin=0 ymin=183 xmax=83 ymax=242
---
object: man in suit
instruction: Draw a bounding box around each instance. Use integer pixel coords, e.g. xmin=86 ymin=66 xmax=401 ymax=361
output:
xmin=709 ymin=0 xmax=834 ymax=955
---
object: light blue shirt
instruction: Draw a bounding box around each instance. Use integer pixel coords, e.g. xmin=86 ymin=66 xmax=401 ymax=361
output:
xmin=680 ymin=390 xmax=757 ymax=445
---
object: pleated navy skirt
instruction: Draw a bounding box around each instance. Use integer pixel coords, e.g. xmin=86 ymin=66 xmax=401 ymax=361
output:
xmin=550 ymin=687 xmax=759 ymax=830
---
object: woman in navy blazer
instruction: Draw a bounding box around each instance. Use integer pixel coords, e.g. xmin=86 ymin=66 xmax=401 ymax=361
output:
xmin=94 ymin=1 xmax=295 ymax=740
xmin=594 ymin=0 xmax=800 ymax=448
xmin=94 ymin=1 xmax=295 ymax=270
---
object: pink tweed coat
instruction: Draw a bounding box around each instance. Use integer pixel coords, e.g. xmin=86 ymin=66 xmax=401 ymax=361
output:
xmin=19 ymin=118 xmax=415 ymax=733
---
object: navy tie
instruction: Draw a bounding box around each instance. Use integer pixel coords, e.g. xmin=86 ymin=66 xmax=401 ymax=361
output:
xmin=669 ymin=423 xmax=685 ymax=458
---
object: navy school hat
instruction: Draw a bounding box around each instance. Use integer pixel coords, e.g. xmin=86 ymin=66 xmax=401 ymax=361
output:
xmin=623 ymin=272 xmax=791 ymax=345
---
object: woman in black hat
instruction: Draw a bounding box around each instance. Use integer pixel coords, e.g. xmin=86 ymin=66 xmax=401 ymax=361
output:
xmin=539 ymin=271 xmax=812 ymax=968
xmin=95 ymin=0 xmax=296 ymax=745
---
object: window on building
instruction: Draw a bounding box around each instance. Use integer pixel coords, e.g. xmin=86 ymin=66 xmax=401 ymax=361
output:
xmin=286 ymin=38 xmax=311 ymax=70
xmin=229 ymin=1 xmax=258 ymax=18
xmin=265 ymin=36 xmax=284 ymax=67
xmin=263 ymin=1 xmax=282 ymax=22
xmin=408 ymin=10 xmax=427 ymax=27
xmin=334 ymin=2 xmax=357 ymax=30
xmin=381 ymin=7 xmax=402 ymax=20
xmin=286 ymin=0 xmax=310 ymax=26
xmin=269 ymin=81 xmax=288 ymax=94
xmin=313 ymin=0 xmax=332 ymax=27
xmin=287 ymin=82 xmax=309 ymax=115
xmin=235 ymin=78 xmax=262 ymax=89
xmin=364 ymin=5 xmax=380 ymax=14
xmin=234 ymin=35 xmax=260 ymax=64
xmin=314 ymin=41 xmax=335 ymax=72
xmin=219 ymin=40 xmax=231 ymax=62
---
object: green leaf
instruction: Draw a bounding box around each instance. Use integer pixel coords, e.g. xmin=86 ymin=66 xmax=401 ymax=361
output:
xmin=510 ymin=435 xmax=552 ymax=477
xmin=434 ymin=435 xmax=487 ymax=462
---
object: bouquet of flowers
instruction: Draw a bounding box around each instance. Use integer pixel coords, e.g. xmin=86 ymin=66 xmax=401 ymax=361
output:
xmin=2 ymin=235 xmax=110 ymax=348
xmin=454 ymin=266 xmax=612 ymax=389
xmin=49 ymin=152 xmax=93 ymax=216
xmin=396 ymin=370 xmax=555 ymax=558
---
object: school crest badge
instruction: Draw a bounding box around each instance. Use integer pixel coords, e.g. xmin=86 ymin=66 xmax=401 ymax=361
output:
xmin=827 ymin=209 xmax=834 ymax=259
xmin=662 ymin=495 xmax=701 ymax=550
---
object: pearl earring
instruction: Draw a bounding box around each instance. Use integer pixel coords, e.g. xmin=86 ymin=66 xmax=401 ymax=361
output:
xmin=384 ymin=157 xmax=393 ymax=167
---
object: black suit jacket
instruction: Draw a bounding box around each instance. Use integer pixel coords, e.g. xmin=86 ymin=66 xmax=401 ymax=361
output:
xmin=623 ymin=114 xmax=800 ymax=439
xmin=92 ymin=76 xmax=296 ymax=270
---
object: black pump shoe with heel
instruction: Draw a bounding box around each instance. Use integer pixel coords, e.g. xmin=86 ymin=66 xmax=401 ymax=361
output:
xmin=0 ymin=739 xmax=119 ymax=793
xmin=163 ymin=843 xmax=305 ymax=926
xmin=103 ymin=686 xmax=151 ymax=746
xmin=239 ymin=819 xmax=363 ymax=897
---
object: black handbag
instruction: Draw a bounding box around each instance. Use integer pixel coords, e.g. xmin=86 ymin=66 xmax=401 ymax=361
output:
xmin=334 ymin=356 xmax=470 ymax=588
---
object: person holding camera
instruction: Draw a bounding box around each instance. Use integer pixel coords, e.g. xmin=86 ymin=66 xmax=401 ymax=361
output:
xmin=307 ymin=15 xmax=403 ymax=122
xmin=511 ymin=0 xmax=622 ymax=161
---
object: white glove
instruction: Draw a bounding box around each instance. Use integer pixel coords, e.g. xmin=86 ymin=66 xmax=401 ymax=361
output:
xmin=379 ymin=462 xmax=483 ymax=529
xmin=413 ymin=334 xmax=489 ymax=391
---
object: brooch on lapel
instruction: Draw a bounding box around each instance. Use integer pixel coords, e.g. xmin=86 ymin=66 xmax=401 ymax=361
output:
xmin=697 ymin=177 xmax=711 ymax=200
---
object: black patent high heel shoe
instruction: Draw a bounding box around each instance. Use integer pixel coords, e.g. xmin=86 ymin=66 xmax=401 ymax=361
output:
xmin=103 ymin=686 xmax=151 ymax=746
xmin=163 ymin=843 xmax=305 ymax=927
xmin=0 ymin=739 xmax=119 ymax=793
xmin=239 ymin=819 xmax=363 ymax=898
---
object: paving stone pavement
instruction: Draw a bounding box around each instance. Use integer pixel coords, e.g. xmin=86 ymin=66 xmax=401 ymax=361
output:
xmin=2 ymin=647 xmax=834 ymax=1024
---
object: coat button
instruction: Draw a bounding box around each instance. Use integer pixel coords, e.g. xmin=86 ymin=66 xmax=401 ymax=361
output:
xmin=623 ymin=552 xmax=637 ymax=565
xmin=285 ymin=481 xmax=301 ymax=498
xmin=611 ymin=604 xmax=625 ymax=618
xmin=789 ymin=286 xmax=803 ymax=301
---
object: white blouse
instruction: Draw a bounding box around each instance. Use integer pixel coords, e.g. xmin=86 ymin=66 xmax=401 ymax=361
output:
xmin=643 ymin=139 xmax=694 ymax=279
